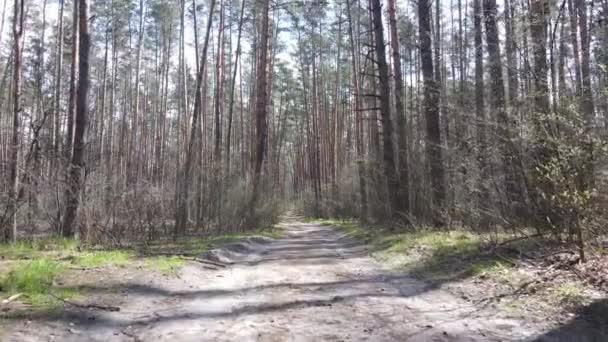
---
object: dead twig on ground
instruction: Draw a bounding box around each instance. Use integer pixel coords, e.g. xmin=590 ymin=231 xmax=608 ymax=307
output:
xmin=143 ymin=253 xmax=230 ymax=268
xmin=49 ymin=293 xmax=120 ymax=312
xmin=1 ymin=293 xmax=23 ymax=306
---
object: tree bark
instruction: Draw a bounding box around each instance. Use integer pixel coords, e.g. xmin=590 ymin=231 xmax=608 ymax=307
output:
xmin=214 ymin=0 xmax=225 ymax=162
xmin=345 ymin=0 xmax=367 ymax=221
xmin=419 ymin=0 xmax=445 ymax=224
xmin=248 ymin=0 xmax=271 ymax=222
xmin=61 ymin=0 xmax=90 ymax=238
xmin=505 ymin=0 xmax=519 ymax=106
xmin=175 ymin=0 xmax=216 ymax=234
xmin=370 ymin=0 xmax=400 ymax=220
xmin=65 ymin=0 xmax=79 ymax=161
xmin=128 ymin=0 xmax=145 ymax=186
xmin=387 ymin=0 xmax=410 ymax=220
xmin=3 ymin=0 xmax=24 ymax=242
xmin=225 ymin=0 xmax=246 ymax=173
xmin=567 ymin=0 xmax=582 ymax=96
xmin=474 ymin=0 xmax=490 ymax=226
xmin=484 ymin=0 xmax=523 ymax=218
xmin=577 ymin=0 xmax=594 ymax=122
xmin=53 ymin=0 xmax=65 ymax=175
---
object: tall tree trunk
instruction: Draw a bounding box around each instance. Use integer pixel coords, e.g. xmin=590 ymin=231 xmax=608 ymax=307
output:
xmin=530 ymin=0 xmax=558 ymax=231
xmin=192 ymin=0 xmax=200 ymax=74
xmin=174 ymin=0 xmax=186 ymax=210
xmin=214 ymin=0 xmax=224 ymax=162
xmin=0 ymin=0 xmax=7 ymax=43
xmin=577 ymin=0 xmax=594 ymax=121
xmin=175 ymin=0 xmax=216 ymax=234
xmin=505 ymin=0 xmax=519 ymax=107
xmin=576 ymin=0 xmax=592 ymax=261
xmin=557 ymin=14 xmax=567 ymax=104
xmin=370 ymin=0 xmax=400 ymax=220
xmin=128 ymin=0 xmax=145 ymax=187
xmin=567 ymin=0 xmax=582 ymax=96
xmin=387 ymin=0 xmax=410 ymax=220
xmin=65 ymin=0 xmax=79 ymax=161
xmin=419 ymin=0 xmax=445 ymax=224
xmin=346 ymin=0 xmax=367 ymax=220
xmin=474 ymin=0 xmax=489 ymax=225
xmin=484 ymin=0 xmax=522 ymax=219
xmin=4 ymin=0 xmax=24 ymax=242
xmin=52 ymin=0 xmax=65 ymax=176
xmin=331 ymin=8 xmax=342 ymax=198
xmin=98 ymin=28 xmax=109 ymax=168
xmin=61 ymin=0 xmax=90 ymax=238
xmin=248 ymin=0 xmax=271 ymax=222
xmin=28 ymin=0 xmax=47 ymax=220
xmin=225 ymin=0 xmax=246 ymax=173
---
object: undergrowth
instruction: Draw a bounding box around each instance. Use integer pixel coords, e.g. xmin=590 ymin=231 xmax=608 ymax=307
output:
xmin=146 ymin=256 xmax=185 ymax=275
xmin=0 ymin=224 xmax=285 ymax=311
xmin=74 ymin=250 xmax=133 ymax=268
xmin=1 ymin=258 xmax=64 ymax=295
xmin=0 ymin=258 xmax=80 ymax=315
xmin=141 ymin=226 xmax=283 ymax=256
xmin=316 ymin=218 xmax=602 ymax=319
xmin=0 ymin=238 xmax=78 ymax=259
xmin=315 ymin=218 xmax=503 ymax=280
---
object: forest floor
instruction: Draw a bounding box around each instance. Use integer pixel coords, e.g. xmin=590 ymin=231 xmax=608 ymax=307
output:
xmin=1 ymin=214 xmax=607 ymax=341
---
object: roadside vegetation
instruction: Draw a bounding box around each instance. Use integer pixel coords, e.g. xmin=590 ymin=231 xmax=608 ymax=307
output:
xmin=315 ymin=218 xmax=606 ymax=322
xmin=0 ymin=226 xmax=282 ymax=318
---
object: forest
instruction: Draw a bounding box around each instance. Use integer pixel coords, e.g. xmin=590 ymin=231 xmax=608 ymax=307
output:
xmin=0 ymin=0 xmax=607 ymax=340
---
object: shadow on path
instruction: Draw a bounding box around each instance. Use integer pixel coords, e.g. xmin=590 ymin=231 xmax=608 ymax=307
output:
xmin=531 ymin=298 xmax=608 ymax=342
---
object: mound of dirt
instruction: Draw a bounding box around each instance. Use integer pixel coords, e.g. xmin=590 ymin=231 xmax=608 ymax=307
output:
xmin=201 ymin=236 xmax=273 ymax=264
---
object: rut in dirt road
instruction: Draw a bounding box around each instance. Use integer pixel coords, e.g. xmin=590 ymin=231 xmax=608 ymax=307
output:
xmin=8 ymin=218 xmax=543 ymax=342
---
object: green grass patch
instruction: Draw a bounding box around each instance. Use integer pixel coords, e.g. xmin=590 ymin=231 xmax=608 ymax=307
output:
xmin=146 ymin=256 xmax=185 ymax=275
xmin=551 ymin=281 xmax=586 ymax=306
xmin=1 ymin=258 xmax=64 ymax=295
xmin=0 ymin=238 xmax=79 ymax=260
xmin=470 ymin=259 xmax=511 ymax=277
xmin=0 ymin=242 xmax=37 ymax=259
xmin=0 ymin=257 xmax=82 ymax=315
xmin=378 ymin=231 xmax=491 ymax=280
xmin=316 ymin=218 xmax=512 ymax=282
xmin=26 ymin=287 xmax=80 ymax=307
xmin=315 ymin=219 xmax=376 ymax=242
xmin=73 ymin=250 xmax=133 ymax=268
xmin=0 ymin=286 xmax=80 ymax=319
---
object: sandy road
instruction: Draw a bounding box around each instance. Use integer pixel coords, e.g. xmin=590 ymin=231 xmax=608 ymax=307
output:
xmin=6 ymin=218 xmax=544 ymax=342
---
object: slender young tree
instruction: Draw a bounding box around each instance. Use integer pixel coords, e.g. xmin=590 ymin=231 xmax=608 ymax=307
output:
xmin=214 ymin=0 xmax=225 ymax=162
xmin=567 ymin=0 xmax=582 ymax=97
xmin=53 ymin=0 xmax=65 ymax=172
xmin=474 ymin=0 xmax=489 ymax=224
xmin=226 ymin=0 xmax=246 ymax=173
xmin=65 ymin=0 xmax=79 ymax=161
xmin=504 ymin=0 xmax=519 ymax=107
xmin=128 ymin=0 xmax=146 ymax=186
xmin=4 ymin=0 xmax=25 ymax=242
xmin=577 ymin=0 xmax=594 ymax=121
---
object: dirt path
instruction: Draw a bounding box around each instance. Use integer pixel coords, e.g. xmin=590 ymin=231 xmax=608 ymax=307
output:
xmin=7 ymin=218 xmax=547 ymax=341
